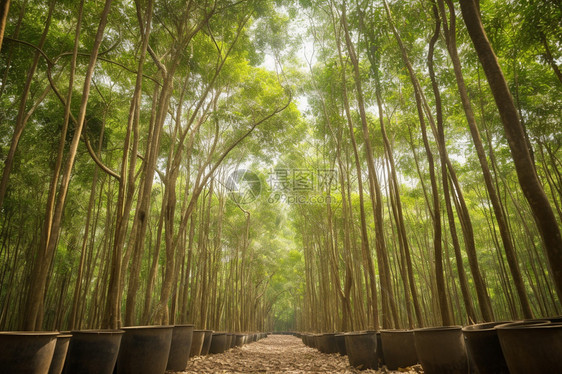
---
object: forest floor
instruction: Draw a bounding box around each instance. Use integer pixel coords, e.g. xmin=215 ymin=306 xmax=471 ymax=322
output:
xmin=169 ymin=334 xmax=423 ymax=373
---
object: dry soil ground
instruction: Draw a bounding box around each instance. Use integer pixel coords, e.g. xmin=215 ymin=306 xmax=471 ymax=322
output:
xmin=169 ymin=334 xmax=423 ymax=374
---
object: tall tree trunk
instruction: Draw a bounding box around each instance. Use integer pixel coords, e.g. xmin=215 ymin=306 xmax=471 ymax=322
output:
xmin=341 ymin=2 xmax=398 ymax=329
xmin=0 ymin=0 xmax=10 ymax=52
xmin=382 ymin=0 xmax=452 ymax=326
xmin=0 ymin=0 xmax=54 ymax=211
xmin=459 ymin=0 xmax=562 ymax=300
xmin=332 ymin=5 xmax=379 ymax=330
xmin=427 ymin=2 xmax=477 ymax=323
xmin=23 ymin=0 xmax=112 ymax=330
xmin=362 ymin=11 xmax=424 ymax=328
xmin=440 ymin=0 xmax=534 ymax=317
xmin=104 ymin=0 xmax=153 ymax=328
xmin=69 ymin=113 xmax=103 ymax=329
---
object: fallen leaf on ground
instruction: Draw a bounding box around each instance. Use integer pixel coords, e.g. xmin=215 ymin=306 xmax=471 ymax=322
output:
xmin=167 ymin=335 xmax=423 ymax=374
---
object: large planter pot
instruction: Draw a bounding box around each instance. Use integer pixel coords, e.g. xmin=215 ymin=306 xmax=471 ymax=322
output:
xmin=209 ymin=333 xmax=227 ymax=354
xmin=312 ymin=334 xmax=321 ymax=349
xmin=115 ymin=325 xmax=173 ymax=374
xmin=226 ymin=333 xmax=234 ymax=349
xmin=380 ymin=330 xmax=418 ymax=370
xmin=334 ymin=333 xmax=347 ymax=356
xmin=0 ymin=331 xmax=58 ymax=374
xmin=166 ymin=324 xmax=194 ymax=371
xmin=63 ymin=329 xmax=123 ymax=374
xmin=344 ymin=331 xmax=378 ymax=370
xmin=317 ymin=333 xmax=339 ymax=354
xmin=375 ymin=331 xmax=384 ymax=367
xmin=48 ymin=333 xmax=71 ymax=374
xmin=462 ymin=321 xmax=510 ymax=374
xmin=189 ymin=330 xmax=206 ymax=357
xmin=414 ymin=326 xmax=468 ymax=374
xmin=304 ymin=334 xmax=314 ymax=348
xmin=496 ymin=321 xmax=561 ymax=374
xmin=200 ymin=330 xmax=213 ymax=355
xmin=235 ymin=333 xmax=245 ymax=347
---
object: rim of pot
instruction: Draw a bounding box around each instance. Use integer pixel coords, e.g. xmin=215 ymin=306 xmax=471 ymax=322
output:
xmin=121 ymin=325 xmax=174 ymax=330
xmin=380 ymin=329 xmax=413 ymax=333
xmin=70 ymin=329 xmax=125 ymax=334
xmin=528 ymin=322 xmax=562 ymax=329
xmin=0 ymin=331 xmax=60 ymax=336
xmin=462 ymin=321 xmax=511 ymax=332
xmin=341 ymin=331 xmax=374 ymax=336
xmin=413 ymin=325 xmax=463 ymax=332
xmin=546 ymin=315 xmax=562 ymax=322
xmin=495 ymin=320 xmax=552 ymax=330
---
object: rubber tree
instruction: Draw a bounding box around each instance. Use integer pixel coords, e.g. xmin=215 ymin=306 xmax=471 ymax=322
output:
xmin=458 ymin=0 xmax=562 ymax=300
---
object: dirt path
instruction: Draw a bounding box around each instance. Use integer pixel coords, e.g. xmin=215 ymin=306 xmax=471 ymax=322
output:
xmin=170 ymin=334 xmax=422 ymax=373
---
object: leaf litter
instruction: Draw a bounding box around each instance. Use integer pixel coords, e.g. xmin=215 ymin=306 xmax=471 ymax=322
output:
xmin=168 ymin=334 xmax=423 ymax=374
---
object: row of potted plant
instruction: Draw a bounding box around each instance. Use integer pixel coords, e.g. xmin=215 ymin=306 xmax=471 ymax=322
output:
xmin=298 ymin=317 xmax=562 ymax=373
xmin=0 ymin=325 xmax=267 ymax=374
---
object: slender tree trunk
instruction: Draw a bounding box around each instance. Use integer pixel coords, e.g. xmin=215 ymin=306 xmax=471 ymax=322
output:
xmin=363 ymin=13 xmax=424 ymax=328
xmin=440 ymin=0 xmax=534 ymax=317
xmin=341 ymin=2 xmax=397 ymax=329
xmin=459 ymin=0 xmax=562 ymax=299
xmin=539 ymin=32 xmax=562 ymax=85
xmin=0 ymin=0 xmax=10 ymax=52
xmin=382 ymin=0 xmax=451 ymax=325
xmin=332 ymin=10 xmax=379 ymax=330
xmin=69 ymin=115 xmax=103 ymax=329
xmin=23 ymin=0 xmax=112 ymax=330
xmin=0 ymin=0 xmax=54 ymax=211
xmin=427 ymin=2 xmax=477 ymax=323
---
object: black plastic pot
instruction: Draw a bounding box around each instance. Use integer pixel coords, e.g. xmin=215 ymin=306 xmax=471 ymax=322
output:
xmin=63 ymin=329 xmax=123 ymax=374
xmin=496 ymin=321 xmax=561 ymax=374
xmin=235 ymin=333 xmax=245 ymax=347
xmin=306 ymin=334 xmax=315 ymax=348
xmin=317 ymin=333 xmax=339 ymax=354
xmin=334 ymin=333 xmax=347 ymax=356
xmin=311 ymin=334 xmax=321 ymax=349
xmin=115 ymin=325 xmax=173 ymax=374
xmin=344 ymin=331 xmax=378 ymax=370
xmin=414 ymin=326 xmax=468 ymax=374
xmin=380 ymin=329 xmax=418 ymax=370
xmin=375 ymin=331 xmax=385 ymax=367
xmin=0 ymin=331 xmax=58 ymax=374
xmin=462 ymin=321 xmax=510 ymax=374
xmin=200 ymin=330 xmax=213 ymax=355
xmin=48 ymin=333 xmax=71 ymax=374
xmin=166 ymin=324 xmax=194 ymax=371
xmin=301 ymin=334 xmax=307 ymax=346
xmin=226 ymin=333 xmax=234 ymax=349
xmin=209 ymin=332 xmax=227 ymax=354
xmin=189 ymin=329 xmax=206 ymax=357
